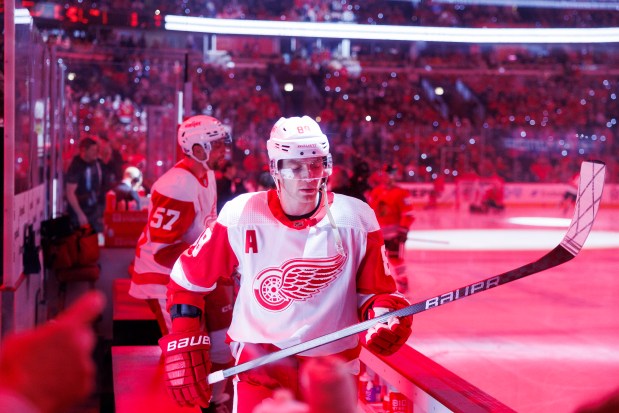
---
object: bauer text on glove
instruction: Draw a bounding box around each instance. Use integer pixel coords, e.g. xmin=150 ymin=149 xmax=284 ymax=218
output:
xmin=158 ymin=314 xmax=212 ymax=407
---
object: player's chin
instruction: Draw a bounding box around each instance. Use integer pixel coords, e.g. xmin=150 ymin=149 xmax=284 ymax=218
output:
xmin=295 ymin=185 xmax=320 ymax=198
xmin=298 ymin=188 xmax=319 ymax=197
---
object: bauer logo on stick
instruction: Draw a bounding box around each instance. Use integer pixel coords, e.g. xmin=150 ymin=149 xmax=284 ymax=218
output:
xmin=425 ymin=276 xmax=500 ymax=309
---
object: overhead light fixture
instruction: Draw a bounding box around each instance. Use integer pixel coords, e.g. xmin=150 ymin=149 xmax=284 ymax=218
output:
xmin=165 ymin=15 xmax=619 ymax=43
xmin=15 ymin=8 xmax=33 ymax=25
xmin=432 ymin=0 xmax=619 ymax=11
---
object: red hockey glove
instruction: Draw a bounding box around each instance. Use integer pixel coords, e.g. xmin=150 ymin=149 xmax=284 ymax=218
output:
xmin=396 ymin=225 xmax=409 ymax=244
xmin=158 ymin=317 xmax=212 ymax=407
xmin=364 ymin=294 xmax=413 ymax=356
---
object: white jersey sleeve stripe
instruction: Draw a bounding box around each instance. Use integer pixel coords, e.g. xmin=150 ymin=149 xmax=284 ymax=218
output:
xmin=170 ymin=259 xmax=216 ymax=293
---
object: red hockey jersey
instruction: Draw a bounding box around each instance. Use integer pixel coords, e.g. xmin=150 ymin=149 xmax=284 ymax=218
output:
xmin=367 ymin=184 xmax=415 ymax=229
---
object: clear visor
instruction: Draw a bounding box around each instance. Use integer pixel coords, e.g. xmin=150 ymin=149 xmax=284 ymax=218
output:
xmin=278 ymin=157 xmax=331 ymax=180
xmin=214 ymin=134 xmax=233 ymax=147
xmin=207 ymin=136 xmax=232 ymax=151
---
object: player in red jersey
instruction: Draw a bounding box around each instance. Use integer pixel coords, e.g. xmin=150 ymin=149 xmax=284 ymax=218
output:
xmin=560 ymin=171 xmax=580 ymax=214
xmin=129 ymin=115 xmax=234 ymax=412
xmin=158 ymin=116 xmax=413 ymax=412
xmin=367 ymin=165 xmax=415 ymax=292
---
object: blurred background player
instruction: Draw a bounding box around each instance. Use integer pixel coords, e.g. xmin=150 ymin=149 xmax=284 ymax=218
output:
xmin=129 ymin=115 xmax=234 ymax=412
xmin=480 ymin=170 xmax=506 ymax=213
xmin=328 ymin=165 xmax=355 ymax=197
xmin=425 ymin=175 xmax=445 ymax=210
xmin=158 ymin=116 xmax=413 ymax=413
xmin=469 ymin=166 xmax=506 ymax=214
xmin=112 ymin=166 xmax=145 ymax=210
xmin=560 ymin=170 xmax=580 ymax=214
xmin=367 ymin=165 xmax=415 ymax=292
xmin=348 ymin=159 xmax=372 ymax=202
xmin=256 ymin=169 xmax=276 ymax=191
xmin=216 ymin=160 xmax=247 ymax=213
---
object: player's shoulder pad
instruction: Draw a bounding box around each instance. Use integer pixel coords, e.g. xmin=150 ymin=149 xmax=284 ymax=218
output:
xmin=331 ymin=193 xmax=380 ymax=232
xmin=152 ymin=168 xmax=200 ymax=202
xmin=218 ymin=191 xmax=268 ymax=227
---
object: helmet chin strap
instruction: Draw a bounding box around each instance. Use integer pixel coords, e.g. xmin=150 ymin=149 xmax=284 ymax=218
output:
xmin=273 ymin=177 xmax=345 ymax=257
xmin=190 ymin=151 xmax=211 ymax=171
xmin=321 ymin=182 xmax=346 ymax=258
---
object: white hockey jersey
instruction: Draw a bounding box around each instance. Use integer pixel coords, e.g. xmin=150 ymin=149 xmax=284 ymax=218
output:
xmin=169 ymin=190 xmax=397 ymax=356
xmin=130 ymin=161 xmax=217 ymax=299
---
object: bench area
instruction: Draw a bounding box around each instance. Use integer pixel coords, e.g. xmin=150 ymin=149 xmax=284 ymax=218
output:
xmin=112 ymin=278 xmax=161 ymax=346
xmin=110 ymin=278 xmax=512 ymax=412
xmin=111 ymin=343 xmax=513 ymax=413
xmin=111 ymin=279 xmax=197 ymax=412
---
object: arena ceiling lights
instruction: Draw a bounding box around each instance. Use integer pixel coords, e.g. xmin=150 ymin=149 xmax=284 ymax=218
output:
xmin=15 ymin=8 xmax=33 ymax=25
xmin=432 ymin=0 xmax=619 ymax=10
xmin=164 ymin=16 xmax=619 ymax=43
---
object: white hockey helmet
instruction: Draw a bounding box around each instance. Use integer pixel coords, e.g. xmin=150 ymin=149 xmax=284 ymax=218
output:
xmin=123 ymin=166 xmax=142 ymax=186
xmin=267 ymin=116 xmax=332 ymax=179
xmin=177 ymin=115 xmax=231 ymax=165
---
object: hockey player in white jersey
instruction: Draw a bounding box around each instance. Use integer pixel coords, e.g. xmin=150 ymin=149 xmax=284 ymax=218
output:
xmin=159 ymin=116 xmax=413 ymax=412
xmin=129 ymin=115 xmax=234 ymax=412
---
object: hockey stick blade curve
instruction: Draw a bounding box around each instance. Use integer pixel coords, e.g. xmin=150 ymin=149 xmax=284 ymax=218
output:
xmin=207 ymin=160 xmax=606 ymax=385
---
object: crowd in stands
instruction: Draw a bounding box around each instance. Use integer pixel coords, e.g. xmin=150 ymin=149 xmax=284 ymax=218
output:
xmin=29 ymin=2 xmax=619 ymax=187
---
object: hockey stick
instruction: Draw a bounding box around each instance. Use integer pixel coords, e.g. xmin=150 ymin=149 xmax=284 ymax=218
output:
xmin=208 ymin=160 xmax=606 ymax=385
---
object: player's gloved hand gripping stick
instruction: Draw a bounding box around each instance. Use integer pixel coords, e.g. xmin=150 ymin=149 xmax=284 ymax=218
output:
xmin=208 ymin=160 xmax=606 ymax=385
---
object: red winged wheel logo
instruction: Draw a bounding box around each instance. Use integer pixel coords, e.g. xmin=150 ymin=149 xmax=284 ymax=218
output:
xmin=253 ymin=254 xmax=346 ymax=311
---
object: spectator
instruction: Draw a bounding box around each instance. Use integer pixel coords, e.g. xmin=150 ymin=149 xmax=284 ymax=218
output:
xmin=216 ymin=160 xmax=247 ymax=213
xmin=99 ymin=133 xmax=125 ymax=194
xmin=0 ymin=290 xmax=105 ymax=413
xmin=65 ymin=137 xmax=104 ymax=232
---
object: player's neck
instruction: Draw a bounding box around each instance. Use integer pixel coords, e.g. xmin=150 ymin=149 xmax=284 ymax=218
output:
xmin=183 ymin=157 xmax=208 ymax=179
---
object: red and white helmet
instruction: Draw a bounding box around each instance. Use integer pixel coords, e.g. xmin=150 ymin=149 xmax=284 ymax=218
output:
xmin=267 ymin=116 xmax=332 ymax=179
xmin=177 ymin=115 xmax=231 ymax=165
